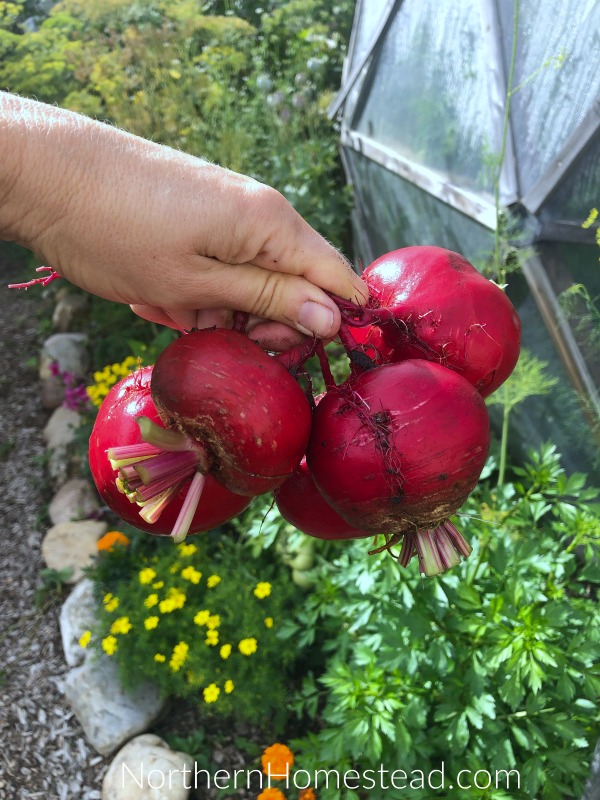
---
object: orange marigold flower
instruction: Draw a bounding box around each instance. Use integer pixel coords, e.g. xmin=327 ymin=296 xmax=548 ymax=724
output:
xmin=257 ymin=789 xmax=286 ymax=800
xmin=299 ymin=789 xmax=316 ymax=800
xmin=261 ymin=743 xmax=294 ymax=777
xmin=97 ymin=531 xmax=130 ymax=552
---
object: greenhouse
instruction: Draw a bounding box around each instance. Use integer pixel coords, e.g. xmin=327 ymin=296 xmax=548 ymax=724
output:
xmin=333 ymin=0 xmax=600 ymax=479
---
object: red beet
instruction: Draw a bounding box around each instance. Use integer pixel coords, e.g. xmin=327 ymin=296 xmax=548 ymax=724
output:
xmin=306 ymin=359 xmax=490 ymax=574
xmin=359 ymin=246 xmax=521 ymax=397
xmin=275 ymin=458 xmax=371 ymax=541
xmin=150 ymin=329 xmax=312 ymax=496
xmin=89 ymin=366 xmax=251 ymax=537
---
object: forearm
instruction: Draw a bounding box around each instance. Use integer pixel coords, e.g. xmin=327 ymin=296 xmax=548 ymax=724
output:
xmin=0 ymin=93 xmax=87 ymax=251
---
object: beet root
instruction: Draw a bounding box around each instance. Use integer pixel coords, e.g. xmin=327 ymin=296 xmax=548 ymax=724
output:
xmin=150 ymin=328 xmax=312 ymax=496
xmin=360 ymin=246 xmax=521 ymax=397
xmin=89 ymin=366 xmax=252 ymax=536
xmin=275 ymin=457 xmax=372 ymax=541
xmin=306 ymin=360 xmax=490 ymax=572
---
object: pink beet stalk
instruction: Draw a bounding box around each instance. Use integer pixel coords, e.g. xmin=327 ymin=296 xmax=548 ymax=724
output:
xmin=134 ymin=450 xmax=202 ymax=485
xmin=139 ymin=484 xmax=183 ymax=524
xmin=170 ymin=472 xmax=207 ymax=543
xmin=410 ymin=523 xmax=472 ymax=576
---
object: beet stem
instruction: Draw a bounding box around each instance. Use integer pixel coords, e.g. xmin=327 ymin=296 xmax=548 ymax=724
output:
xmin=136 ymin=417 xmax=197 ymax=453
xmin=135 ymin=464 xmax=197 ymax=502
xmin=170 ymin=471 xmax=206 ymax=543
xmin=275 ymin=337 xmax=319 ymax=372
xmin=316 ymin=342 xmax=336 ymax=390
xmin=134 ymin=450 xmax=201 ymax=485
xmin=139 ymin=483 xmax=183 ymax=524
xmin=398 ymin=535 xmax=414 ymax=568
xmin=413 ymin=522 xmax=472 ymax=576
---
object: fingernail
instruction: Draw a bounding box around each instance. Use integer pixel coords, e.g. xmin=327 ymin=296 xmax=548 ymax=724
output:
xmin=298 ymin=301 xmax=335 ymax=338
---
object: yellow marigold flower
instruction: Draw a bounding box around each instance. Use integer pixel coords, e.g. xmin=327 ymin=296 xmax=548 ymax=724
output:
xmin=258 ymin=789 xmax=286 ymax=800
xmin=144 ymin=593 xmax=159 ymax=609
xmin=261 ymin=743 xmax=294 ymax=776
xmin=144 ymin=616 xmax=159 ymax=631
xmin=104 ymin=597 xmax=119 ymax=613
xmin=181 ymin=566 xmax=202 ymax=584
xmin=206 ymin=574 xmax=221 ymax=588
xmin=178 ymin=543 xmax=197 ymax=556
xmin=169 ymin=562 xmax=181 ymax=574
xmin=264 ymin=617 xmax=274 ymax=628
xmin=110 ymin=616 xmax=132 ymax=635
xmin=102 ymin=635 xmax=118 ymax=656
xmin=206 ymin=614 xmax=220 ymax=630
xmin=154 ymin=653 xmax=166 ymax=663
xmin=205 ymin=629 xmax=219 ymax=646
xmin=299 ymin=790 xmax=316 ymax=800
xmin=194 ymin=609 xmax=210 ymax=626
xmin=219 ymin=643 xmax=232 ymax=660
xmin=96 ymin=530 xmax=130 ymax=552
xmin=139 ymin=567 xmax=157 ymax=585
xmin=152 ymin=581 xmax=164 ymax=589
xmin=253 ymin=581 xmax=272 ymax=599
xmin=160 ymin=588 xmax=186 ymax=613
xmin=238 ymin=637 xmax=258 ymax=656
xmin=169 ymin=641 xmax=189 ymax=672
xmin=203 ymin=683 xmax=220 ymax=703
xmin=78 ymin=630 xmax=91 ymax=649
xmin=224 ymin=679 xmax=234 ymax=694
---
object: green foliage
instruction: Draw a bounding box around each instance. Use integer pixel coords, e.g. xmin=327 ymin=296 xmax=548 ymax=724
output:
xmin=486 ymin=349 xmax=559 ymax=414
xmin=0 ymin=0 xmax=354 ymax=250
xmin=35 ymin=566 xmax=74 ymax=607
xmin=281 ymin=445 xmax=600 ymax=800
xmin=84 ymin=528 xmax=301 ymax=731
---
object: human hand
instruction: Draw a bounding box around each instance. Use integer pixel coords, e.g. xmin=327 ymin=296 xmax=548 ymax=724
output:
xmin=0 ymin=93 xmax=367 ymax=350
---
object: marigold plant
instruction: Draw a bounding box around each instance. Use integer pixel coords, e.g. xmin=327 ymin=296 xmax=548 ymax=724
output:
xmin=85 ymin=527 xmax=299 ymax=726
xmin=97 ymin=530 xmax=130 ymax=552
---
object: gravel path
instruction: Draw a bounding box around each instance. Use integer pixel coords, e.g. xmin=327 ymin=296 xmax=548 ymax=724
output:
xmin=0 ymin=254 xmax=110 ymax=800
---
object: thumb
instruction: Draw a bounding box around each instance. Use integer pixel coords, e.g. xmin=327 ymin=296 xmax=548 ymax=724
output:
xmin=196 ymin=261 xmax=343 ymax=339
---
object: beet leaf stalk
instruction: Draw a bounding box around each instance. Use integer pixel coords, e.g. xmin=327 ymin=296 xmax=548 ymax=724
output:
xmin=109 ymin=416 xmax=211 ymax=542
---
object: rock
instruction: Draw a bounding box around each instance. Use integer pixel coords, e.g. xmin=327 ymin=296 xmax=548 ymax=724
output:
xmin=583 ymin=739 xmax=600 ymax=800
xmin=49 ymin=478 xmax=101 ymax=525
xmin=60 ymin=578 xmax=99 ymax=667
xmin=43 ymin=406 xmax=81 ymax=450
xmin=40 ymin=333 xmax=89 ymax=381
xmin=52 ymin=292 xmax=89 ymax=332
xmin=42 ymin=519 xmax=107 ymax=583
xmin=41 ymin=374 xmax=66 ymax=409
xmin=43 ymin=406 xmax=82 ymax=487
xmin=102 ymin=734 xmax=194 ymax=799
xmin=64 ymin=658 xmax=165 ymax=756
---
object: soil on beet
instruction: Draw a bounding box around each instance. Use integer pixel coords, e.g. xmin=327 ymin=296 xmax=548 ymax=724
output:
xmin=0 ymin=250 xmax=305 ymax=799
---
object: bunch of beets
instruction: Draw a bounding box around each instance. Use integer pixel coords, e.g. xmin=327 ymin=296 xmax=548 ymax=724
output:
xmin=89 ymin=246 xmax=521 ymax=576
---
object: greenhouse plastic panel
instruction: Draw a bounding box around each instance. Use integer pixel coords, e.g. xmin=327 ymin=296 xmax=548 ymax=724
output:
xmin=351 ymin=0 xmax=498 ymax=197
xmin=343 ymin=147 xmax=495 ymax=270
xmin=495 ymin=0 xmax=600 ymax=198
